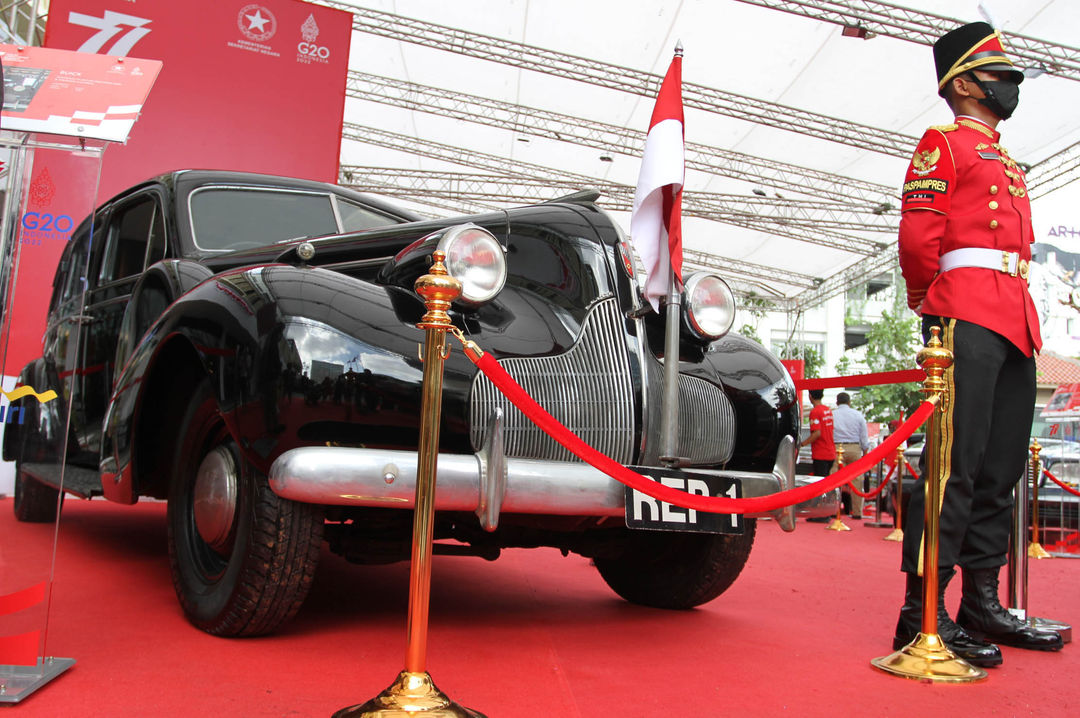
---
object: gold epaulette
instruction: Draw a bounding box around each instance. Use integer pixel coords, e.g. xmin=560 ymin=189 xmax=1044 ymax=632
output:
xmin=929 ymin=123 xmax=958 ymax=133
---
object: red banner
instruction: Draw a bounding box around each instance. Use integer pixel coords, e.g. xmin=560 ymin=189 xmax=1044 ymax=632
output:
xmin=44 ymin=0 xmax=352 ymax=196
xmin=3 ymin=0 xmax=352 ymax=378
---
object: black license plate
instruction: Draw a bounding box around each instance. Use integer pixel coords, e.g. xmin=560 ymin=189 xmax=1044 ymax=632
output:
xmin=624 ymin=466 xmax=743 ymax=534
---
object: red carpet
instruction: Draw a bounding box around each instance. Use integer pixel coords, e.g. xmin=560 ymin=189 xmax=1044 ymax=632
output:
xmin=2 ymin=498 xmax=1077 ymax=716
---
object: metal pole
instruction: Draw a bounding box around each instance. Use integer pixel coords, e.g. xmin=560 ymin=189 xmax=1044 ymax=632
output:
xmin=884 ymin=442 xmax=904 ymax=541
xmin=335 ymin=251 xmax=484 ymax=718
xmin=1028 ymin=440 xmax=1050 ymax=559
xmin=659 ymin=276 xmax=681 ymax=466
xmin=872 ymin=326 xmax=986 ymax=682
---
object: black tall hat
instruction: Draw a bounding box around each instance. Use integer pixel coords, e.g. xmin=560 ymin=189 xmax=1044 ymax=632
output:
xmin=934 ymin=21 xmax=1024 ymax=95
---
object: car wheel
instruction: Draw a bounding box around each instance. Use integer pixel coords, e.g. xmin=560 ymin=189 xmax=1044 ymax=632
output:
xmin=594 ymin=519 xmax=756 ymax=609
xmin=12 ymin=466 xmax=60 ymax=523
xmin=167 ymin=381 xmax=324 ymax=636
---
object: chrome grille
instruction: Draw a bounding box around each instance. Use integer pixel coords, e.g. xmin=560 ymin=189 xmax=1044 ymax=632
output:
xmin=469 ymin=296 xmax=635 ymax=463
xmin=642 ymin=355 xmax=736 ymax=466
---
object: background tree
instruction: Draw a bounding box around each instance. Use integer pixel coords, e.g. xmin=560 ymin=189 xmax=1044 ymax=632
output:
xmin=738 ymin=291 xmax=774 ymax=344
xmin=837 ymin=288 xmax=923 ymax=423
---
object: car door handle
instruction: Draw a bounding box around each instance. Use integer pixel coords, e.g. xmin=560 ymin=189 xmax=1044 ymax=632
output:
xmin=70 ymin=314 xmax=96 ymax=325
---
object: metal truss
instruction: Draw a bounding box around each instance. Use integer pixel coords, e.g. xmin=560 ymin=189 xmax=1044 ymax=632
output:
xmin=734 ymin=0 xmax=1080 ymax=82
xmin=341 ymin=162 xmax=894 ymax=236
xmin=340 ymin=125 xmax=888 ymax=255
xmin=316 ymin=1 xmax=918 ymax=158
xmin=342 ymin=165 xmax=819 ymax=292
xmin=785 ymin=246 xmax=900 ymax=310
xmin=346 ymin=71 xmax=898 ymax=208
xmin=0 ymin=0 xmax=47 ymax=45
xmin=1027 ymin=138 xmax=1080 ymax=198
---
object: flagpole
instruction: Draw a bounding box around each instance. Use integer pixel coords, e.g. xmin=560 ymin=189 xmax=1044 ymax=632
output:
xmin=659 ymin=271 xmax=682 ymax=465
xmin=658 ymin=41 xmax=684 ymax=468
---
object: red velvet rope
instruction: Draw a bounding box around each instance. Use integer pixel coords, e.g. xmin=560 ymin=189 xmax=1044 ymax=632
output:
xmin=1043 ymin=468 xmax=1080 ymax=498
xmin=795 ymin=369 xmax=925 ymax=391
xmin=905 ymin=460 xmax=919 ymax=477
xmin=847 ymin=464 xmax=894 ymax=499
xmin=469 ymin=350 xmax=936 ymax=513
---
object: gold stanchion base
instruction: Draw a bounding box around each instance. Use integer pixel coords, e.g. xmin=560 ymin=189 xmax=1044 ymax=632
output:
xmin=826 ymin=516 xmax=851 ymax=531
xmin=334 ymin=671 xmax=486 ymax=718
xmin=883 ymin=528 xmax=904 ymax=542
xmin=1028 ymin=542 xmax=1052 ymax=559
xmin=871 ymin=633 xmax=988 ymax=683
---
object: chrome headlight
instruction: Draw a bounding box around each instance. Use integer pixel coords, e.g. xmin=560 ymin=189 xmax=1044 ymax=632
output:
xmin=683 ymin=272 xmax=736 ymax=340
xmin=437 ymin=224 xmax=506 ymax=305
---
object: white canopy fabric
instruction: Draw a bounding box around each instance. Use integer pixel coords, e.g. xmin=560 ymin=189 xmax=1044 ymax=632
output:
xmin=322 ymin=0 xmax=1080 ymax=308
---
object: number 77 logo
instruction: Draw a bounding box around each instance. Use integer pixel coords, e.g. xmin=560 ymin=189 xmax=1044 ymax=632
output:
xmin=68 ymin=10 xmax=152 ymax=56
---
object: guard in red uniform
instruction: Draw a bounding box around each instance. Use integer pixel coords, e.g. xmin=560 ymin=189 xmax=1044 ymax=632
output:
xmin=893 ymin=22 xmax=1064 ymax=665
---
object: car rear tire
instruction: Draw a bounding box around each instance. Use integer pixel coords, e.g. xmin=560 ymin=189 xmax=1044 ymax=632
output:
xmin=13 ymin=466 xmax=60 ymax=523
xmin=167 ymin=381 xmax=324 ymax=636
xmin=594 ymin=519 xmax=756 ymax=609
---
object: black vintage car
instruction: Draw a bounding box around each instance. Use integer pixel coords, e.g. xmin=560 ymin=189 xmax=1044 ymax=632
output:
xmin=6 ymin=170 xmax=835 ymax=636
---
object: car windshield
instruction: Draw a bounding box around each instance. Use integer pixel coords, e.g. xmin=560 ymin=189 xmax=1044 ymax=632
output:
xmin=188 ymin=187 xmax=400 ymax=250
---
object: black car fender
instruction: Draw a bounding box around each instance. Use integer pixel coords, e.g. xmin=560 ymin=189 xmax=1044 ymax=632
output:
xmin=113 ymin=259 xmax=215 ymax=373
xmin=700 ymin=333 xmax=800 ymax=472
xmin=101 ymin=262 xmax=478 ymax=501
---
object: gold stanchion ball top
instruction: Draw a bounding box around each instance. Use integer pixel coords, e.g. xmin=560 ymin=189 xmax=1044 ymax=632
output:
xmin=917 ymin=326 xmax=953 ymax=395
xmin=415 ymin=250 xmax=463 ymax=305
xmin=916 ymin=326 xmax=953 ymax=371
xmin=415 ymin=250 xmax=463 ymax=329
xmin=1030 ymin=437 xmax=1042 ymax=458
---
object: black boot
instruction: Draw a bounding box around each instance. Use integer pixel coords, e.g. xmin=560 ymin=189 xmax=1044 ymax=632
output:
xmin=893 ymin=570 xmax=1003 ymax=667
xmin=957 ymin=567 xmax=1064 ymax=651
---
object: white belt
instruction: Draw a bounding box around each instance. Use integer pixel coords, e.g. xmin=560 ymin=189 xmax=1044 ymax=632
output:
xmin=939 ymin=247 xmax=1029 ymax=281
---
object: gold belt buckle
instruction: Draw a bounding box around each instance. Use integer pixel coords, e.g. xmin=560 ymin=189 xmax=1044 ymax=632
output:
xmin=1001 ymin=251 xmax=1019 ymax=277
xmin=1019 ymin=258 xmax=1030 ymax=282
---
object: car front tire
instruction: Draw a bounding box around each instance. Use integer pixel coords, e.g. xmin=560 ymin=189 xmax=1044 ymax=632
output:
xmin=167 ymin=381 xmax=324 ymax=636
xmin=594 ymin=519 xmax=756 ymax=609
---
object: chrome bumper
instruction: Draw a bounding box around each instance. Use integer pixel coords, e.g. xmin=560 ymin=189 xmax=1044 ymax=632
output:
xmin=268 ymin=424 xmax=838 ymax=533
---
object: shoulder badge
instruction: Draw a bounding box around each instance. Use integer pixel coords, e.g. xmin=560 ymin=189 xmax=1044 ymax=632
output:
xmin=929 ymin=123 xmax=958 ymax=133
xmin=911 ymin=146 xmax=941 ymax=177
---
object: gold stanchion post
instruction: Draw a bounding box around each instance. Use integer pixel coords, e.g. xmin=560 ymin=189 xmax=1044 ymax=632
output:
xmin=871 ymin=327 xmax=987 ymax=682
xmin=827 ymin=444 xmax=851 ymax=530
xmin=884 ymin=442 xmax=904 ymax=542
xmin=334 ymin=252 xmax=485 ymax=718
xmin=1028 ymin=440 xmax=1051 ymax=560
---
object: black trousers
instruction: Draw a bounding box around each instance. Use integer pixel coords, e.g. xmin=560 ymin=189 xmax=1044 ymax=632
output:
xmin=901 ymin=316 xmax=1035 ymax=575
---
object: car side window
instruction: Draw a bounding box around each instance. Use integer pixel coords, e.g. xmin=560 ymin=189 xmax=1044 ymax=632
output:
xmin=97 ymin=195 xmax=163 ymax=285
xmin=52 ymin=218 xmax=97 ymax=309
xmin=335 ymin=197 xmax=403 ymax=232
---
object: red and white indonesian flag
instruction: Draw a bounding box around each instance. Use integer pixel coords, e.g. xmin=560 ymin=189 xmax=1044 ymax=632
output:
xmin=630 ymin=51 xmax=685 ymax=311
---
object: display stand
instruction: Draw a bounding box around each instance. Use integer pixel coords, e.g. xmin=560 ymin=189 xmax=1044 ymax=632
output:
xmin=0 ymin=44 xmax=160 ymax=703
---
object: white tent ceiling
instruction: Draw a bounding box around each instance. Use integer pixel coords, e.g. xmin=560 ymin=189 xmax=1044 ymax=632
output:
xmin=322 ymin=0 xmax=1080 ymax=309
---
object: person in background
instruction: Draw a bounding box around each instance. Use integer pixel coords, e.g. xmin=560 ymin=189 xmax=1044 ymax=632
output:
xmin=800 ymin=389 xmax=835 ymax=477
xmin=893 ymin=20 xmax=1064 ymax=666
xmin=833 ymin=392 xmax=870 ymax=519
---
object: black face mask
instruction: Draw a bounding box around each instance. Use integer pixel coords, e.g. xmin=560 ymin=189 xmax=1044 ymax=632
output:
xmin=967 ymin=73 xmax=1020 ymax=120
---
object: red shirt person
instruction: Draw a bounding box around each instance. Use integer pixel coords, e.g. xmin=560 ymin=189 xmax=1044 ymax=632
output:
xmin=800 ymin=389 xmax=834 ymax=476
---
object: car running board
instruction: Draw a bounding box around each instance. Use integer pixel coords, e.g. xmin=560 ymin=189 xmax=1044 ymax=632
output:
xmin=21 ymin=463 xmax=103 ymax=499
